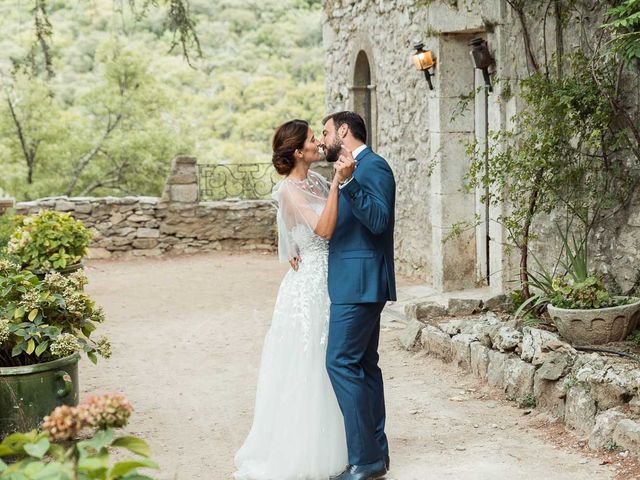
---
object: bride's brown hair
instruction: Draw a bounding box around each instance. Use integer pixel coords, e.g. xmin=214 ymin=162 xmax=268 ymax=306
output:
xmin=272 ymin=119 xmax=309 ymax=176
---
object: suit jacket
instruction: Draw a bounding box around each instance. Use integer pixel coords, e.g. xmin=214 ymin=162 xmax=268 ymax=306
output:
xmin=328 ymin=146 xmax=397 ymax=304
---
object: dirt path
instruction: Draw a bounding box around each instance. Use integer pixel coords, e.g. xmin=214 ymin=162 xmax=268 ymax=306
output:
xmin=81 ymin=252 xmax=615 ymax=479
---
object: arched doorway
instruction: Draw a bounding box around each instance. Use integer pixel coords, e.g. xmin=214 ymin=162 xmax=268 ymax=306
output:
xmin=351 ymin=50 xmax=376 ymax=149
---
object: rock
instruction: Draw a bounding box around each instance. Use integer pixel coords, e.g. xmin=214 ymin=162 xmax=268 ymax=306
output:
xmin=405 ymin=301 xmax=447 ymax=321
xmin=470 ymin=342 xmax=490 ymax=380
xmin=484 ymin=293 xmax=513 ymax=312
xmin=132 ymin=238 xmax=159 ymax=249
xmin=575 ymin=361 xmax=640 ymax=410
xmin=421 ymin=326 xmax=453 ymax=362
xmin=629 ymin=396 xmax=640 ymax=415
xmin=55 ymin=200 xmax=76 ymax=212
xmin=492 ymin=326 xmax=523 ymax=352
xmin=136 ymin=228 xmax=161 ymax=238
xmin=467 ymin=314 xmax=501 ymax=348
xmin=113 ymin=237 xmax=134 ymax=247
xmin=537 ymin=350 xmax=575 ymax=381
xmin=447 ymin=298 xmax=483 ymax=316
xmin=438 ymin=318 xmax=479 ymax=336
xmin=503 ymin=356 xmax=536 ymax=399
xmin=534 ymin=373 xmax=568 ymax=419
xmin=565 ymin=387 xmax=597 ymax=437
xmin=451 ymin=334 xmax=476 ymax=371
xmin=521 ymin=327 xmax=563 ymax=364
xmin=613 ymin=419 xmax=640 ymax=457
xmin=589 ymin=409 xmax=626 ymax=450
xmin=128 ymin=214 xmax=154 ymax=222
xmin=87 ymin=247 xmax=111 ymax=259
xmin=487 ymin=350 xmax=508 ymax=389
xmin=75 ymin=203 xmax=93 ymax=214
xmin=170 ymin=184 xmax=198 ymax=203
xmin=132 ymin=248 xmax=163 ymax=257
xmin=400 ymin=319 xmax=424 ymax=350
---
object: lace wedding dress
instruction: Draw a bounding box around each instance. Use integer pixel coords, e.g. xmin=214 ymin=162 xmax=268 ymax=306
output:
xmin=234 ymin=171 xmax=348 ymax=480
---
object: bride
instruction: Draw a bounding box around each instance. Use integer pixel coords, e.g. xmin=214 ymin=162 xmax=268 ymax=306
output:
xmin=234 ymin=119 xmax=349 ymax=479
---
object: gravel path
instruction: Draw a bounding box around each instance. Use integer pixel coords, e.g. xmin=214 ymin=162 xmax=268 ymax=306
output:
xmin=81 ymin=252 xmax=615 ymax=479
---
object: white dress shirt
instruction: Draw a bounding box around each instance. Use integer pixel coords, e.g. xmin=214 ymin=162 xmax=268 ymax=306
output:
xmin=339 ymin=144 xmax=367 ymax=189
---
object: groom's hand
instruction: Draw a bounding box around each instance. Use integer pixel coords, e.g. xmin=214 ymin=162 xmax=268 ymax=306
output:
xmin=334 ymin=146 xmax=356 ymax=183
xmin=289 ymin=255 xmax=301 ymax=271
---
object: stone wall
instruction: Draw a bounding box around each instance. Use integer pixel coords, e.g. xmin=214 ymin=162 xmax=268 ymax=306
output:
xmin=13 ymin=157 xmax=277 ymax=259
xmin=401 ymin=300 xmax=640 ymax=459
xmin=323 ymin=0 xmax=640 ymax=293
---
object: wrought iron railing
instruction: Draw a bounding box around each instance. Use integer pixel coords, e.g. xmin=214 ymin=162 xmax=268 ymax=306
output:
xmin=198 ymin=163 xmax=280 ymax=201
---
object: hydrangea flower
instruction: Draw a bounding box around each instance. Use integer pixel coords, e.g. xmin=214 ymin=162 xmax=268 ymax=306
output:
xmin=50 ymin=333 xmax=81 ymax=358
xmin=0 ymin=319 xmax=10 ymax=344
xmin=82 ymin=393 xmax=133 ymax=429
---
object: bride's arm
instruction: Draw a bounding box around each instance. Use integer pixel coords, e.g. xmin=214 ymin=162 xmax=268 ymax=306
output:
xmin=314 ymin=174 xmax=340 ymax=240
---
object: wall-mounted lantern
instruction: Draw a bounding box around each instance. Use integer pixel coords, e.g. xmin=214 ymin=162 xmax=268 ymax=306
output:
xmin=469 ymin=37 xmax=495 ymax=93
xmin=412 ymin=42 xmax=436 ymax=90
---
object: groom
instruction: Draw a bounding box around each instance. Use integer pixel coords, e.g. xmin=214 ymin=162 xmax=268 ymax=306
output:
xmin=322 ymin=111 xmax=396 ymax=480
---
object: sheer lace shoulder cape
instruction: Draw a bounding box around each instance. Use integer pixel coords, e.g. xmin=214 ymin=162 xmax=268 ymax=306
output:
xmin=272 ymin=170 xmax=330 ymax=262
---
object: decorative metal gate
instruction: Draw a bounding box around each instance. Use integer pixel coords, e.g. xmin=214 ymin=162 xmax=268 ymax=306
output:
xmin=198 ymin=163 xmax=280 ymax=201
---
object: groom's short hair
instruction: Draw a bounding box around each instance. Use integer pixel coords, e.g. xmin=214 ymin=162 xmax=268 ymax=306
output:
xmin=322 ymin=111 xmax=367 ymax=144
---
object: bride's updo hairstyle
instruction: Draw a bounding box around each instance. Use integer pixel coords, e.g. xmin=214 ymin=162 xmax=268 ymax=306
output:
xmin=272 ymin=119 xmax=309 ymax=176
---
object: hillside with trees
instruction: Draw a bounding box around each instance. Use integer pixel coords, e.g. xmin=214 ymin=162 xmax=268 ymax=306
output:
xmin=0 ymin=0 xmax=324 ymax=200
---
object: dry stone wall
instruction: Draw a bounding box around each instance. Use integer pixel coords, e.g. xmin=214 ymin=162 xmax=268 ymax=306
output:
xmin=14 ymin=157 xmax=277 ymax=259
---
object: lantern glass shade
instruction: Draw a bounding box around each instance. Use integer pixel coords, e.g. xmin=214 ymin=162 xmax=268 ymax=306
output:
xmin=412 ymin=49 xmax=434 ymax=71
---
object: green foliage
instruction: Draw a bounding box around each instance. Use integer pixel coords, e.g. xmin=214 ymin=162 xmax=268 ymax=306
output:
xmin=0 ymin=0 xmax=324 ymax=200
xmin=0 ymin=261 xmax=109 ymax=367
xmin=518 ymin=393 xmax=536 ymax=409
xmin=604 ymin=0 xmax=640 ymax=66
xmin=0 ymin=395 xmax=158 ymax=479
xmin=0 ymin=212 xmax=23 ymax=257
xmin=549 ymin=275 xmax=627 ymax=309
xmin=7 ymin=211 xmax=92 ymax=272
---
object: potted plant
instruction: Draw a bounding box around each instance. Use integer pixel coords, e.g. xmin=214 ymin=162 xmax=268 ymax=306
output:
xmin=0 ymin=393 xmax=159 ymax=479
xmin=519 ymin=225 xmax=640 ymax=345
xmin=0 ymin=260 xmax=110 ymax=437
xmin=7 ymin=211 xmax=92 ymax=278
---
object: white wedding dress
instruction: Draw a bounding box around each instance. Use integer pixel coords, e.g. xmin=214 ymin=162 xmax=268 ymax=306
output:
xmin=234 ymin=171 xmax=348 ymax=480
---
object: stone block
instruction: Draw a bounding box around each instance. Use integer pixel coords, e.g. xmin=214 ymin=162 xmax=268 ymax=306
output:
xmin=613 ymin=419 xmax=640 ymax=456
xmin=112 ymin=237 xmax=133 ymax=247
xmin=534 ymin=372 xmax=567 ymax=420
xmin=132 ymin=238 xmax=159 ymax=249
xmin=521 ymin=327 xmax=563 ymax=364
xmin=470 ymin=342 xmax=490 ymax=380
xmin=503 ymin=356 xmax=535 ymax=399
xmin=55 ymin=200 xmax=76 ymax=212
xmin=87 ymin=247 xmax=112 ymax=259
xmin=451 ymin=334 xmax=475 ymax=371
xmin=399 ymin=319 xmax=424 ymax=350
xmin=493 ymin=326 xmax=523 ymax=352
xmin=404 ymin=301 xmax=447 ymax=321
xmin=170 ymin=184 xmax=198 ymax=203
xmin=136 ymin=228 xmax=160 ymax=238
xmin=75 ymin=203 xmax=93 ymax=214
xmin=487 ymin=350 xmax=508 ymax=389
xmin=576 ymin=362 xmax=640 ymax=411
xmin=421 ymin=326 xmax=453 ymax=362
xmin=128 ymin=214 xmax=154 ymax=222
xmin=447 ymin=298 xmax=483 ymax=316
xmin=438 ymin=318 xmax=479 ymax=336
xmin=589 ymin=409 xmax=626 ymax=450
xmin=168 ymin=173 xmax=198 ymax=185
xmin=565 ymin=387 xmax=597 ymax=437
xmin=132 ymin=248 xmax=163 ymax=257
xmin=537 ymin=350 xmax=575 ymax=381
xmin=484 ymin=293 xmax=513 ymax=312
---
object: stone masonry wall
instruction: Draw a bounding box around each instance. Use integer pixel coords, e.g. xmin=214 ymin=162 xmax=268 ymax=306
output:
xmin=13 ymin=157 xmax=277 ymax=259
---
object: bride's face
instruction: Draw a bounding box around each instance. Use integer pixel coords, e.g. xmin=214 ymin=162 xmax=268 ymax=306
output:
xmin=299 ymin=128 xmax=322 ymax=165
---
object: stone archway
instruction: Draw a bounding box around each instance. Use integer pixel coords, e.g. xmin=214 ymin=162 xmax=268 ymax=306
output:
xmin=349 ymin=37 xmax=377 ymax=149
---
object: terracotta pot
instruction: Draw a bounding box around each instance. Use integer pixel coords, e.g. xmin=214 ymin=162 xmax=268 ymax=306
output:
xmin=547 ymin=297 xmax=640 ymax=345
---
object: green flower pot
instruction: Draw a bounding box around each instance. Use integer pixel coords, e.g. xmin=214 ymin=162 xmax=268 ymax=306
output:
xmin=0 ymin=353 xmax=80 ymax=439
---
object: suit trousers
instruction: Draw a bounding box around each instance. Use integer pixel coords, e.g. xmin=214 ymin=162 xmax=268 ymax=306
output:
xmin=326 ymin=302 xmax=388 ymax=466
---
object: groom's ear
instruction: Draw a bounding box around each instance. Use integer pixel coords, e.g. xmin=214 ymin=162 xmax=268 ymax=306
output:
xmin=338 ymin=123 xmax=348 ymax=139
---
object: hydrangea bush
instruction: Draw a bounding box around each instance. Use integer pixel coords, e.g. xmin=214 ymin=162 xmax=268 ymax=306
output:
xmin=0 ymin=260 xmax=110 ymax=367
xmin=0 ymin=394 xmax=158 ymax=479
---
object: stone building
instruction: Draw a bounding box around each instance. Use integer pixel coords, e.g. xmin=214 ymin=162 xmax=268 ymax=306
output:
xmin=322 ymin=0 xmax=640 ymax=293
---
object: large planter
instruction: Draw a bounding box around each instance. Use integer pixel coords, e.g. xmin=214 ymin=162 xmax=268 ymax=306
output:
xmin=547 ymin=297 xmax=640 ymax=345
xmin=0 ymin=353 xmax=80 ymax=438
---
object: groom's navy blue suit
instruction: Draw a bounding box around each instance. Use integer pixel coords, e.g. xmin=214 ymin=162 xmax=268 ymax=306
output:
xmin=327 ymin=146 xmax=396 ymax=467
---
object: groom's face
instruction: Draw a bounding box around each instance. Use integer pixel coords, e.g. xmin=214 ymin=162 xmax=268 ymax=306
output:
xmin=322 ymin=119 xmax=343 ymax=163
